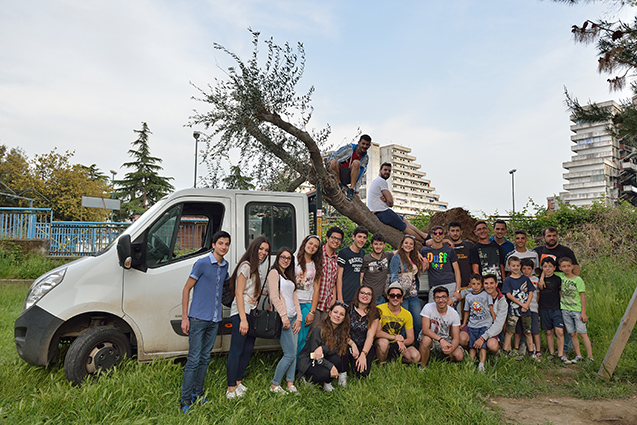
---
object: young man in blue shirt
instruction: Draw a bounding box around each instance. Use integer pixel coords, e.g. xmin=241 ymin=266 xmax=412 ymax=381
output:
xmin=180 ymin=230 xmax=231 ymax=412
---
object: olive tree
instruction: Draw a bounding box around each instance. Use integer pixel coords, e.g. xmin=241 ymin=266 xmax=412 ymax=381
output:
xmin=189 ymin=30 xmax=409 ymax=247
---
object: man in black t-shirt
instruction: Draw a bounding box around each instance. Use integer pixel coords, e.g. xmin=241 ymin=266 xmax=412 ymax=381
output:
xmin=337 ymin=226 xmax=369 ymax=304
xmin=533 ymin=226 xmax=580 ymax=275
xmin=447 ymin=221 xmax=474 ymax=288
xmin=469 ymin=221 xmax=505 ymax=287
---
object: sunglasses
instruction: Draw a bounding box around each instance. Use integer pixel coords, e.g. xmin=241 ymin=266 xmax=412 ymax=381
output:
xmin=432 ymin=231 xmax=444 ymax=235
xmin=388 ymin=293 xmax=403 ymax=299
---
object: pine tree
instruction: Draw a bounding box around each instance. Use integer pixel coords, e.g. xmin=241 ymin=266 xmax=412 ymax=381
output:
xmin=115 ymin=123 xmax=174 ymax=220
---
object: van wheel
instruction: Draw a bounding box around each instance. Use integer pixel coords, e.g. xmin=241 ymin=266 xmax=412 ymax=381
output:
xmin=64 ymin=327 xmax=132 ymax=385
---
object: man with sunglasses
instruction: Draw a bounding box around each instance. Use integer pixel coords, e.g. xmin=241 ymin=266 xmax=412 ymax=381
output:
xmin=421 ymin=225 xmax=462 ymax=306
xmin=375 ymin=282 xmax=421 ymax=364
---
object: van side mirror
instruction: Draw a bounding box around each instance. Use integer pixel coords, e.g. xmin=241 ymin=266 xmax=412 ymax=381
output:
xmin=117 ymin=235 xmax=133 ymax=269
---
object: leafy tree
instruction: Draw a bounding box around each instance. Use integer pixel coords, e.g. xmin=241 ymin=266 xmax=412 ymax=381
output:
xmin=556 ymin=1 xmax=637 ymax=147
xmin=189 ymin=30 xmax=409 ymax=248
xmin=1 ymin=145 xmax=111 ymax=221
xmin=115 ymin=122 xmax=174 ymax=220
xmin=222 ymin=165 xmax=255 ymax=190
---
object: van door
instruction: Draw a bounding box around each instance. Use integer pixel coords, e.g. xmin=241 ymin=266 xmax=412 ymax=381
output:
xmin=122 ymin=198 xmax=231 ymax=360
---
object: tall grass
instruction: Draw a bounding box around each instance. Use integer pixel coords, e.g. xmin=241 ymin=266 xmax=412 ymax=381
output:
xmin=0 ymin=243 xmax=72 ymax=279
xmin=1 ymin=259 xmax=636 ymax=424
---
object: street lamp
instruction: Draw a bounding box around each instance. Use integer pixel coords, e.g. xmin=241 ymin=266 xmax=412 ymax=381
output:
xmin=193 ymin=131 xmax=202 ymax=188
xmin=509 ymin=169 xmax=517 ymax=213
xmin=109 ymin=170 xmax=117 ymax=199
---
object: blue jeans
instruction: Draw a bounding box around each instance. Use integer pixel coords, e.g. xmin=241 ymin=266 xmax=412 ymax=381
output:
xmin=272 ymin=315 xmax=298 ymax=385
xmin=181 ymin=318 xmax=219 ymax=404
xmin=226 ymin=313 xmax=256 ymax=387
xmin=403 ymin=296 xmax=422 ymax=340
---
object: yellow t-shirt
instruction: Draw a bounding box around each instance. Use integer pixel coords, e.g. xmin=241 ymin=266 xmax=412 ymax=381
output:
xmin=378 ymin=303 xmax=413 ymax=342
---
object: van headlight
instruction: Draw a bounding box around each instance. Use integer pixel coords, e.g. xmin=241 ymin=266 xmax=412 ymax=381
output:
xmin=24 ymin=268 xmax=67 ymax=310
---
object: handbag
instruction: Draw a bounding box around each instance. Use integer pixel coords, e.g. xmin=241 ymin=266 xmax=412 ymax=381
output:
xmin=221 ymin=279 xmax=234 ymax=308
xmin=247 ymin=284 xmax=282 ymax=339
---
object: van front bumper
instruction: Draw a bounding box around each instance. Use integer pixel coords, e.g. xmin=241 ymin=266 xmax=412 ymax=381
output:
xmin=14 ymin=305 xmax=64 ymax=366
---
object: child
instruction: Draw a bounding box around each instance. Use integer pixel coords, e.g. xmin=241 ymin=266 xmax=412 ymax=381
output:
xmin=514 ymin=258 xmax=541 ymax=361
xmin=538 ymin=257 xmax=568 ymax=363
xmin=556 ymin=257 xmax=593 ymax=362
xmin=462 ymin=274 xmax=495 ymax=372
xmin=180 ymin=231 xmax=231 ymax=413
xmin=502 ymin=256 xmax=534 ymax=356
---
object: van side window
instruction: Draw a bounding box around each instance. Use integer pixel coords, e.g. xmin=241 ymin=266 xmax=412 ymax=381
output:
xmin=246 ymin=203 xmax=296 ymax=253
xmin=146 ymin=202 xmax=224 ymax=268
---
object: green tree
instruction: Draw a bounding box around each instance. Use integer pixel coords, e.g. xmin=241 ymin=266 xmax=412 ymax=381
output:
xmin=0 ymin=145 xmax=31 ymax=207
xmin=222 ymin=165 xmax=255 ymax=190
xmin=189 ymin=30 xmax=408 ymax=248
xmin=115 ymin=123 xmax=174 ymax=220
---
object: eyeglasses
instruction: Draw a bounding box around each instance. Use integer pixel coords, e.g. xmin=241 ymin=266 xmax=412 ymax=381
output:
xmin=280 ymin=255 xmax=292 ymax=261
xmin=388 ymin=293 xmax=403 ymax=299
xmin=329 ymin=235 xmax=343 ymax=242
xmin=359 ymin=291 xmax=372 ymax=297
xmin=432 ymin=231 xmax=444 ymax=235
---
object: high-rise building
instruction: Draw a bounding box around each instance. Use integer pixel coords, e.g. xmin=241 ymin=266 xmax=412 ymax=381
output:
xmin=360 ymin=143 xmax=447 ymax=216
xmin=559 ymin=100 xmax=637 ymax=206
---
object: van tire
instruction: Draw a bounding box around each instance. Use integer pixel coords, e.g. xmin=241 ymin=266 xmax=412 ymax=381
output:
xmin=64 ymin=327 xmax=132 ymax=385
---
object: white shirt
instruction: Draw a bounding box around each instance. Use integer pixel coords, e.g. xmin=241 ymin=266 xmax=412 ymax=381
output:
xmin=367 ymin=176 xmax=390 ymax=212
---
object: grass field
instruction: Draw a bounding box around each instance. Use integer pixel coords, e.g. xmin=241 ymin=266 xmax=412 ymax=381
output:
xmin=1 ymin=259 xmax=636 ymax=424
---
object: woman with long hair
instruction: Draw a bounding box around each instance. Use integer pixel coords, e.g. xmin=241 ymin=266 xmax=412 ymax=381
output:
xmin=348 ymin=284 xmax=380 ymax=377
xmin=225 ymin=236 xmax=271 ymax=399
xmin=389 ymin=235 xmax=422 ymax=338
xmin=268 ymin=247 xmax=303 ymax=394
xmin=294 ymin=235 xmax=323 ymax=354
xmin=297 ymin=302 xmax=355 ymax=391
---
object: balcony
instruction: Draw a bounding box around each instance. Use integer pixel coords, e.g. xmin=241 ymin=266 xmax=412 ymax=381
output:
xmin=570 ymin=139 xmax=614 ymax=152
xmin=563 ymin=180 xmax=608 ymax=190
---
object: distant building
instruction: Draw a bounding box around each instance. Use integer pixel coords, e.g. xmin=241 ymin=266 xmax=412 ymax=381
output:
xmin=360 ymin=143 xmax=447 ymax=216
xmin=558 ymin=100 xmax=637 ymax=207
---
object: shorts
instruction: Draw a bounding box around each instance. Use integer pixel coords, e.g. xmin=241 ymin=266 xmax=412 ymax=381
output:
xmin=540 ymin=309 xmax=564 ymax=331
xmin=562 ymin=310 xmax=587 ymax=334
xmin=468 ymin=326 xmax=488 ymax=349
xmin=506 ymin=315 xmax=532 ymax=334
xmin=387 ymin=341 xmax=401 ymax=361
xmin=515 ymin=311 xmax=539 ymax=335
xmin=431 ymin=336 xmax=453 ymax=353
xmin=374 ymin=209 xmax=407 ymax=232
xmin=338 ymin=166 xmax=352 ymax=186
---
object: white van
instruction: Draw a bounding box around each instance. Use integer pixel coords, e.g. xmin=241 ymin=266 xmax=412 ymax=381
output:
xmin=14 ymin=188 xmax=310 ymax=384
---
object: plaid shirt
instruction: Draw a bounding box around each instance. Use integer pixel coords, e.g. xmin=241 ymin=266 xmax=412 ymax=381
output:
xmin=317 ymin=245 xmax=338 ymax=311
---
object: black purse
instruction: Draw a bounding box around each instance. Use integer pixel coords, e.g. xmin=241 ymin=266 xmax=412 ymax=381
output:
xmin=247 ymin=279 xmax=283 ymax=339
xmin=222 ymin=279 xmax=233 ymax=308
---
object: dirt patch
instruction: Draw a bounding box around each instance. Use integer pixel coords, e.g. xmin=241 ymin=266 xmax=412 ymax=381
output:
xmin=491 ymin=394 xmax=637 ymax=425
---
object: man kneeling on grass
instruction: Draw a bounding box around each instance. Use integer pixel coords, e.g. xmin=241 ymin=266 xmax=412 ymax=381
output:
xmin=418 ymin=286 xmax=463 ymax=368
xmin=375 ymin=282 xmax=421 ymax=364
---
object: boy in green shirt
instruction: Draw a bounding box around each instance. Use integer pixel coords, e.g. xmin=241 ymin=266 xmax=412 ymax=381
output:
xmin=556 ymin=257 xmax=593 ymax=362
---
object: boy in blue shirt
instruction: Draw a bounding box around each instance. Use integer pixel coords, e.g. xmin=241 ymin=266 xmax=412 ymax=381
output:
xmin=461 ymin=274 xmax=495 ymax=372
xmin=502 ymin=256 xmax=534 ymax=356
xmin=180 ymin=231 xmax=231 ymax=412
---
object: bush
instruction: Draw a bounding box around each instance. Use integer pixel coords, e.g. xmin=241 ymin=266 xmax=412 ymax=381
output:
xmin=0 ymin=242 xmax=73 ymax=279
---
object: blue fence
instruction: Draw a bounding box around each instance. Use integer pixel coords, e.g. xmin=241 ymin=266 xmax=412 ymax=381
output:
xmin=0 ymin=207 xmax=130 ymax=257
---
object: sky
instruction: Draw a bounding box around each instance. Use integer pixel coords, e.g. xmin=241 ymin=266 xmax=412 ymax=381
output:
xmin=1 ymin=0 xmax=634 ymax=216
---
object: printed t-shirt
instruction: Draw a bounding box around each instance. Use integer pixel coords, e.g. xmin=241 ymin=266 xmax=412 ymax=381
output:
xmin=420 ymin=302 xmax=460 ymax=339
xmin=464 ymin=290 xmax=494 ymax=328
xmin=361 ymin=251 xmax=393 ymax=298
xmin=295 ymin=260 xmax=316 ymax=303
xmin=338 ymin=246 xmax=365 ymax=304
xmin=556 ymin=272 xmax=585 ymax=312
xmin=502 ymin=275 xmax=534 ymax=316
xmin=469 ymin=241 xmax=505 ymax=284
xmin=421 ymin=245 xmax=458 ymax=287
xmin=378 ymin=303 xmax=413 ymax=342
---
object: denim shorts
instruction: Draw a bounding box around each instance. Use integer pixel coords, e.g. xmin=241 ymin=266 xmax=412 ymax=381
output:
xmin=540 ymin=309 xmax=564 ymax=331
xmin=562 ymin=310 xmax=587 ymax=334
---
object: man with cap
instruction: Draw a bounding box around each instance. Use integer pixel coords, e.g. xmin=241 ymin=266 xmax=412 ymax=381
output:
xmin=375 ymin=282 xmax=421 ymax=364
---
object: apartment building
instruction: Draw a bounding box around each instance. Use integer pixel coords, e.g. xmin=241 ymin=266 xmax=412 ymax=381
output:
xmin=559 ymin=100 xmax=637 ymax=206
xmin=360 ymin=143 xmax=447 ymax=216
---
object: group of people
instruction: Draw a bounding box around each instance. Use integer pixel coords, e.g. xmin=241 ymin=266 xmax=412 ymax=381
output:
xmin=176 ymin=136 xmax=592 ymax=411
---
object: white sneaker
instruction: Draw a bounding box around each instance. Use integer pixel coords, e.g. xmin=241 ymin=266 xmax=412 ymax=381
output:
xmin=270 ymin=385 xmax=287 ymax=395
xmin=287 ymin=385 xmax=298 ymax=393
xmin=237 ymin=383 xmax=248 ymax=394
xmin=226 ymin=390 xmax=236 ymax=399
xmin=477 ymin=363 xmax=485 ymax=372
xmin=337 ymin=372 xmax=347 ymax=387
xmin=323 ymin=382 xmax=334 ymax=392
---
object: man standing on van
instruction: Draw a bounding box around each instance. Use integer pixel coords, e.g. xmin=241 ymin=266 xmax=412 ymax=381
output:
xmin=180 ymin=231 xmax=231 ymax=413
